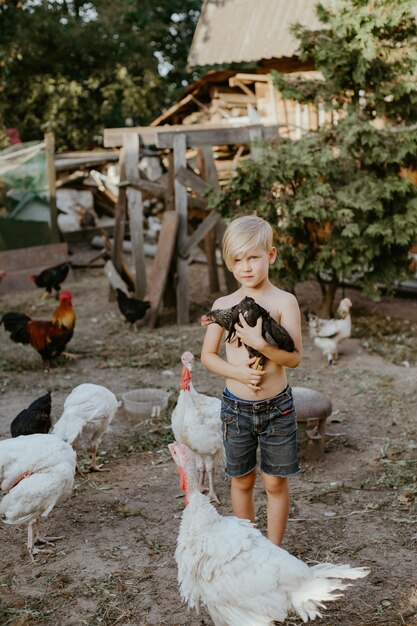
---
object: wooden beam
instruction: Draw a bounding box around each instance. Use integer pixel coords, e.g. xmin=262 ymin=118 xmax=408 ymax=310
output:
xmin=156 ymin=124 xmax=278 ymax=149
xmin=179 ymin=210 xmax=220 ymax=259
xmin=104 ymin=122 xmax=278 ymax=149
xmin=150 ymin=93 xmax=195 ymax=127
xmin=123 ymin=179 xmax=208 ymax=211
xmin=146 ymin=211 xmax=179 ymax=328
xmin=175 ymin=165 xmax=210 ymax=196
xmin=226 ymin=78 xmax=256 ymax=99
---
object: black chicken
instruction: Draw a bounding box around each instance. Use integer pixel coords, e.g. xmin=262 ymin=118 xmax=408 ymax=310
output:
xmin=201 ymin=296 xmax=295 ymax=369
xmin=116 ymin=288 xmax=151 ymax=327
xmin=10 ymin=391 xmax=52 ymax=437
xmin=29 ymin=261 xmax=71 ymax=298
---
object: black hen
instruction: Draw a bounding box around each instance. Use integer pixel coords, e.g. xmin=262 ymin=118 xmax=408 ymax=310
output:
xmin=116 ymin=289 xmax=151 ymax=326
xmin=201 ymin=296 xmax=295 ymax=368
xmin=29 ymin=261 xmax=71 ymax=297
xmin=10 ymin=391 xmax=52 ymax=437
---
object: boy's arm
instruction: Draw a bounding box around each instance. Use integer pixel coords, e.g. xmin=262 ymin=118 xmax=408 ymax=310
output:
xmin=201 ymin=322 xmax=266 ymax=391
xmin=234 ymin=294 xmax=302 ymax=369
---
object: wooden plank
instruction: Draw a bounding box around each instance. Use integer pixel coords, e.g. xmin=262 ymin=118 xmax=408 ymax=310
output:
xmin=45 ymin=133 xmax=59 ymax=243
xmin=156 ymin=124 xmax=278 ymax=149
xmin=105 ymin=121 xmax=240 ymax=148
xmin=198 ymin=147 xmax=220 ymax=293
xmin=0 ymin=242 xmax=70 ymax=295
xmin=124 ymin=134 xmax=147 ymax=299
xmin=146 ymin=211 xmax=179 ymax=329
xmin=112 ymin=146 xmax=127 ymax=276
xmin=173 ymin=133 xmax=189 ymax=325
xmin=104 ymin=127 xmax=159 ymax=148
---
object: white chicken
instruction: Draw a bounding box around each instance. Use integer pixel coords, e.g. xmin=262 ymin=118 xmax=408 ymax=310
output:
xmin=169 ymin=442 xmax=369 ymax=626
xmin=0 ymin=433 xmax=76 ymax=561
xmin=52 ymin=383 xmax=118 ymax=471
xmin=171 ymin=351 xmax=224 ymax=504
xmin=307 ymin=297 xmax=352 ymax=365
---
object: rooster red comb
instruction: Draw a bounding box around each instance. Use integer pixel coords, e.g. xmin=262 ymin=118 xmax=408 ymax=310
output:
xmin=59 ymin=291 xmax=72 ymax=301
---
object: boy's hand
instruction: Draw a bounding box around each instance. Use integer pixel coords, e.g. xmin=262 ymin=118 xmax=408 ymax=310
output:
xmin=235 ymin=356 xmax=266 ymax=391
xmin=235 ymin=314 xmax=267 ymax=352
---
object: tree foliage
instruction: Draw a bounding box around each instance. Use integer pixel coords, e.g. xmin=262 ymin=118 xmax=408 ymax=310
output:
xmin=0 ymin=1 xmax=200 ymax=149
xmin=210 ymin=0 xmax=417 ymax=315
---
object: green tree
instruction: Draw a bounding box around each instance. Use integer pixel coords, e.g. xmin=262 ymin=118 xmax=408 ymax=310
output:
xmin=210 ymin=0 xmax=417 ymax=316
xmin=0 ymin=1 xmax=200 ymax=150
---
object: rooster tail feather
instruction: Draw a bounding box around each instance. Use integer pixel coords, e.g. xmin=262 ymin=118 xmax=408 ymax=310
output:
xmin=0 ymin=312 xmax=31 ymax=344
xmin=290 ymin=564 xmax=369 ymax=622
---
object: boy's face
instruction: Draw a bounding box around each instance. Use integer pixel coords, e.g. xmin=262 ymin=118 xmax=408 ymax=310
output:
xmin=230 ymin=246 xmax=276 ymax=289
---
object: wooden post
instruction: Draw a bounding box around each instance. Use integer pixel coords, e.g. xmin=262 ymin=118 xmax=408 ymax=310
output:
xmin=215 ymin=219 xmax=239 ymax=294
xmin=163 ymin=152 xmax=177 ymax=308
xmin=197 ymin=147 xmax=220 ymax=293
xmin=124 ymin=133 xmax=147 ymax=299
xmin=249 ymin=126 xmax=263 ymax=161
xmin=173 ymin=133 xmax=189 ymax=325
xmin=44 ymin=133 xmax=59 ymax=243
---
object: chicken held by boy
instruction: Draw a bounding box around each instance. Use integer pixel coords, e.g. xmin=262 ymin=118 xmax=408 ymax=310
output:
xmin=201 ymin=296 xmax=295 ymax=369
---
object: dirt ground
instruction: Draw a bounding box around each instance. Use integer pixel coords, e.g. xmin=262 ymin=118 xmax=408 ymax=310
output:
xmin=0 ymin=252 xmax=416 ymax=626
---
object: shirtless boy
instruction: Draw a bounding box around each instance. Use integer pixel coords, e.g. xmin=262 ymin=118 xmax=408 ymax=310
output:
xmin=201 ymin=215 xmax=302 ymax=546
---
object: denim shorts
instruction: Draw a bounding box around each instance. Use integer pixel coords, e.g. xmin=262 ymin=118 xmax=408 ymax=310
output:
xmin=220 ymin=386 xmax=300 ymax=478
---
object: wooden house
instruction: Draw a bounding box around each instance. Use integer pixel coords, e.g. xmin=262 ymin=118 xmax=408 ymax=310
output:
xmin=152 ymin=0 xmax=333 ymax=145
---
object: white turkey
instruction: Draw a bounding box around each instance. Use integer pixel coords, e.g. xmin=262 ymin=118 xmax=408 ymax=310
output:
xmin=169 ymin=442 xmax=369 ymax=626
xmin=52 ymin=383 xmax=118 ymax=471
xmin=306 ymin=297 xmax=352 ymax=365
xmin=0 ymin=433 xmax=76 ymax=561
xmin=171 ymin=351 xmax=224 ymax=504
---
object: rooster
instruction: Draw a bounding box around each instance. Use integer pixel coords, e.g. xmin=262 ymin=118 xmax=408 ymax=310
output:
xmin=10 ymin=391 xmax=52 ymax=437
xmin=0 ymin=291 xmax=76 ymax=371
xmin=306 ymin=297 xmax=352 ymax=365
xmin=29 ymin=261 xmax=71 ymax=299
xmin=171 ymin=352 xmax=224 ymax=504
xmin=201 ymin=296 xmax=295 ymax=370
xmin=52 ymin=383 xmax=119 ymax=472
xmin=0 ymin=433 xmax=76 ymax=561
xmin=0 ymin=269 xmax=6 ymax=283
xmin=170 ymin=442 xmax=369 ymax=625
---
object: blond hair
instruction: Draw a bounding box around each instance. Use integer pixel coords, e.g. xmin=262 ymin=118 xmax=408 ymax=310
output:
xmin=222 ymin=215 xmax=273 ymax=269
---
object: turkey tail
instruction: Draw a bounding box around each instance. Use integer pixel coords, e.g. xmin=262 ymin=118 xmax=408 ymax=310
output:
xmin=0 ymin=312 xmax=31 ymax=344
xmin=291 ymin=563 xmax=369 ymax=623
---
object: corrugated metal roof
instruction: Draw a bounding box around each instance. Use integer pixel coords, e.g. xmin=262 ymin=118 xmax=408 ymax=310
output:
xmin=188 ymin=0 xmax=327 ymax=67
